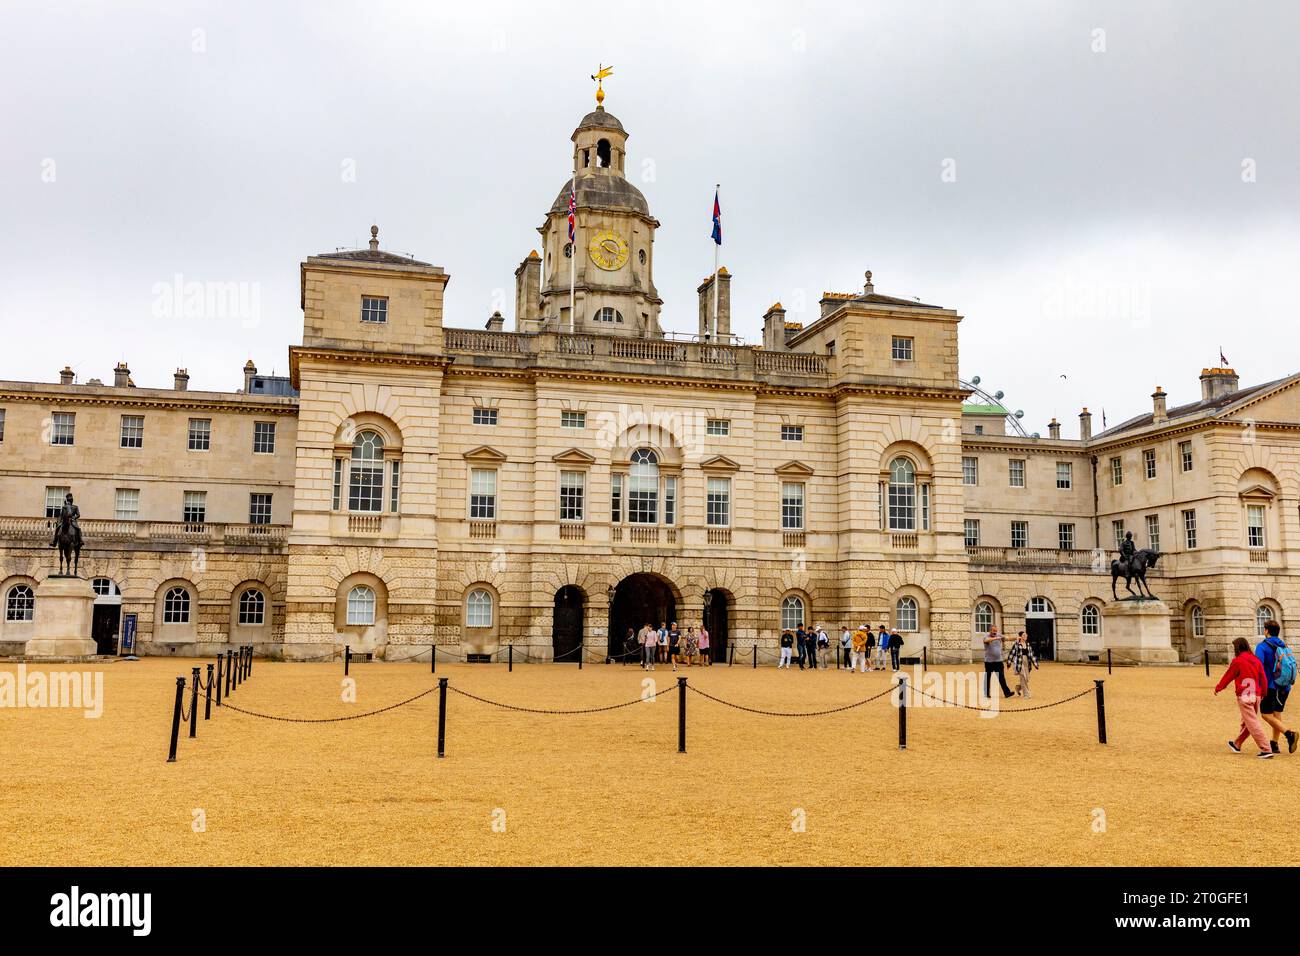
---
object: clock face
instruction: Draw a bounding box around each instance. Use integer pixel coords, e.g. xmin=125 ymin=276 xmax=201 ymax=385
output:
xmin=587 ymin=230 xmax=629 ymax=271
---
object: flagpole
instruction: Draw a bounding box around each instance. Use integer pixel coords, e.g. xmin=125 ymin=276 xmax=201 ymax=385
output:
xmin=569 ymin=172 xmax=576 ymax=335
xmin=711 ymin=184 xmax=720 ymax=340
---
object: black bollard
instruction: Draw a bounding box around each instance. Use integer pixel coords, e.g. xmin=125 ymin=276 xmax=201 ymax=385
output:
xmin=898 ymin=675 xmax=908 ymax=750
xmin=1094 ymin=679 xmax=1107 ymax=744
xmin=508 ymin=644 xmax=513 ymax=673
xmin=167 ymin=676 xmax=185 ymax=763
xmin=215 ymin=654 xmax=223 ymax=706
xmin=1107 ymin=648 xmax=1112 ymax=674
xmin=204 ymin=663 xmax=213 ymax=720
xmin=431 ymin=645 xmax=436 ymax=674
xmin=345 ymin=645 xmax=351 ymax=677
xmin=923 ymin=646 xmax=928 ymax=673
xmin=437 ymin=677 xmax=448 ymax=758
xmin=1204 ymin=649 xmax=1210 ymax=677
xmin=246 ymin=645 xmax=253 ymax=678
xmin=728 ymin=643 xmax=734 ymax=666
xmin=225 ymin=650 xmax=233 ymax=696
xmin=578 ymin=642 xmax=583 ymax=670
xmin=677 ymin=677 xmax=687 ymax=754
xmin=752 ymin=645 xmax=757 ymax=669
xmin=189 ymin=667 xmax=200 ymax=739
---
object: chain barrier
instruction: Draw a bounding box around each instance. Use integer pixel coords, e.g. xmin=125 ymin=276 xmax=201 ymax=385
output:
xmin=447 ymin=681 xmax=675 ymax=715
xmin=904 ymin=683 xmax=1096 ymax=714
xmin=218 ymin=686 xmax=437 ymax=723
xmin=686 ymin=682 xmax=898 ymax=717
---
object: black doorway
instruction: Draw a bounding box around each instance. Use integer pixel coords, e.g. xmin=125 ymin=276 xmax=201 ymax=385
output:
xmin=608 ymin=573 xmax=677 ymax=658
xmin=1026 ymin=618 xmax=1055 ymax=662
xmin=703 ymin=589 xmax=730 ymax=662
xmin=92 ymin=604 xmax=121 ymax=655
xmin=552 ymin=586 xmax=585 ymax=663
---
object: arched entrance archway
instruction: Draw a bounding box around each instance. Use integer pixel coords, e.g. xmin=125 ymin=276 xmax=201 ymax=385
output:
xmin=552 ymin=586 xmax=585 ymax=663
xmin=608 ymin=573 xmax=677 ymax=658
xmin=703 ymin=588 xmax=731 ymax=663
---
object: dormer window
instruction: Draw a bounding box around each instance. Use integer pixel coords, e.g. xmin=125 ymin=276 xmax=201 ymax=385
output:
xmin=361 ymin=296 xmax=388 ymax=324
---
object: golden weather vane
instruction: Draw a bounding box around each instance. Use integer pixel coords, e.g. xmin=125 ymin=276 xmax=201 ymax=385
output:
xmin=591 ymin=63 xmax=613 ymax=106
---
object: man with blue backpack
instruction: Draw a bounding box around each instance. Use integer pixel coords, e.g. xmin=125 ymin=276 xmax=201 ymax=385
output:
xmin=1254 ymin=620 xmax=1297 ymax=755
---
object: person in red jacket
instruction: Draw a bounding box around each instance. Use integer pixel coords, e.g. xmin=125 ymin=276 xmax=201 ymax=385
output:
xmin=1214 ymin=637 xmax=1273 ymax=758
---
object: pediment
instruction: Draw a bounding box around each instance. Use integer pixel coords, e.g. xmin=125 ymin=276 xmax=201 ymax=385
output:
xmin=1239 ymin=484 xmax=1276 ymax=500
xmin=774 ymin=460 xmax=815 ymax=477
xmin=699 ymin=455 xmax=740 ymax=472
xmin=552 ymin=447 xmax=597 ymax=465
xmin=463 ymin=445 xmax=507 ymax=463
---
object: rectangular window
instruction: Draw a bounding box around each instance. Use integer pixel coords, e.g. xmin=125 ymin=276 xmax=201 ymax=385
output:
xmin=664 ymin=476 xmax=676 ymax=526
xmin=390 ymin=460 xmax=400 ymax=513
xmin=921 ymin=483 xmax=930 ymax=531
xmin=1059 ymin=522 xmax=1075 ymax=550
xmin=1111 ymin=457 xmax=1123 ymax=486
xmin=611 ymin=473 xmax=622 ymax=523
xmin=891 ymin=336 xmax=914 ymax=361
xmin=781 ymin=481 xmax=805 ymax=530
xmin=44 ymin=486 xmax=69 ymax=518
xmin=706 ymin=477 xmax=731 ymax=527
xmin=0 ymin=408 xmax=5 ymax=442
xmin=706 ymin=418 xmax=731 ymax=437
xmin=780 ymin=424 xmax=804 ymax=442
xmin=114 ymin=488 xmax=139 ymax=520
xmin=1144 ymin=448 xmax=1157 ymax=480
xmin=628 ymin=469 xmax=658 ymax=524
xmin=332 ymin=458 xmax=343 ymax=510
xmin=1183 ymin=509 xmax=1198 ymax=550
xmin=249 ymin=493 xmax=272 ymax=525
xmin=1011 ymin=521 xmax=1028 ymax=549
xmin=1113 ymin=519 xmax=1125 ymax=550
xmin=1008 ymin=459 xmax=1025 ymax=488
xmin=51 ymin=412 xmax=75 ymax=445
xmin=1180 ymin=440 xmax=1193 ymax=472
xmin=360 ymin=296 xmax=388 ymax=324
xmin=472 ymin=407 xmax=498 ymax=426
xmin=888 ymin=477 xmax=916 ymax=531
xmin=348 ymin=457 xmax=383 ymax=513
xmin=252 ymin=421 xmax=276 ymax=454
xmin=964 ymin=519 xmax=981 ymax=548
xmin=188 ymin=418 xmax=211 ymax=451
xmin=559 ymin=470 xmax=585 ymax=522
xmin=119 ymin=415 xmax=144 ymax=448
xmin=183 ymin=491 xmax=207 ymax=525
xmin=469 ymin=468 xmax=497 ymax=520
xmin=1146 ymin=513 xmax=1161 ymax=551
xmin=962 ymin=456 xmax=978 ymax=486
xmin=561 ymin=410 xmax=586 ymax=429
xmin=1056 ymin=461 xmax=1072 ymax=489
xmin=1247 ymin=504 xmax=1266 ymax=549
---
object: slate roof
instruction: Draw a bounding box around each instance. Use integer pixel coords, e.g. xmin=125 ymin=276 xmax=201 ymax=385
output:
xmin=312 ymin=248 xmax=435 ymax=268
xmin=1093 ymin=374 xmax=1295 ymax=440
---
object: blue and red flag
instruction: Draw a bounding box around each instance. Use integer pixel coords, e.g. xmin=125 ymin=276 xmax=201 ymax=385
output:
xmin=711 ymin=188 xmax=722 ymax=245
xmin=568 ymin=184 xmax=576 ymax=244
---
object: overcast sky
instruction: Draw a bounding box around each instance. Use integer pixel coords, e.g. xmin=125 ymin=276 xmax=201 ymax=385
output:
xmin=2 ymin=0 xmax=1297 ymax=435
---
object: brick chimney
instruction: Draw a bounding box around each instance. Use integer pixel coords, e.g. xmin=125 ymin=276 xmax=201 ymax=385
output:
xmin=243 ymin=360 xmax=257 ymax=393
xmin=113 ymin=361 xmax=131 ymax=387
xmin=59 ymin=366 xmax=74 ymax=386
xmin=174 ymin=368 xmax=190 ymax=391
xmin=1048 ymin=418 xmax=1061 ymax=439
xmin=697 ymin=267 xmax=732 ymax=340
xmin=1078 ymin=407 xmax=1092 ymax=441
xmin=1200 ymin=367 xmax=1239 ymax=402
xmin=762 ymin=302 xmax=788 ymax=351
xmin=1152 ymin=386 xmax=1168 ymax=424
xmin=485 ymin=311 xmax=505 ymax=332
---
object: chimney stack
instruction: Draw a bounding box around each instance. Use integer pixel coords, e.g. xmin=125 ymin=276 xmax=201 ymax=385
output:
xmin=1200 ymin=367 xmax=1239 ymax=402
xmin=1048 ymin=418 xmax=1061 ymax=440
xmin=697 ymin=267 xmax=732 ymax=340
xmin=243 ymin=360 xmax=257 ymax=393
xmin=1079 ymin=407 xmax=1092 ymax=441
xmin=762 ymin=302 xmax=788 ymax=351
xmin=59 ymin=366 xmax=74 ymax=386
xmin=485 ymin=311 xmax=505 ymax=332
xmin=113 ymin=362 xmax=131 ymax=388
xmin=174 ymin=368 xmax=190 ymax=391
xmin=514 ymin=250 xmax=541 ymax=332
xmin=1152 ymin=386 xmax=1168 ymax=424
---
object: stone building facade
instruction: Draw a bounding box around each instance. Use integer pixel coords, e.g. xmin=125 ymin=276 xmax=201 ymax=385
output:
xmin=2 ymin=100 xmax=1297 ymax=662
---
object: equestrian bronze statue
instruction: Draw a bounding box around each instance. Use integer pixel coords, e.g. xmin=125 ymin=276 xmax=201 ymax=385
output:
xmin=1111 ymin=537 xmax=1160 ymax=601
xmin=51 ymin=491 xmax=83 ymax=576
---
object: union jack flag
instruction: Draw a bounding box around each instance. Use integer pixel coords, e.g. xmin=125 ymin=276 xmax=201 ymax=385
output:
xmin=568 ymin=184 xmax=576 ymax=244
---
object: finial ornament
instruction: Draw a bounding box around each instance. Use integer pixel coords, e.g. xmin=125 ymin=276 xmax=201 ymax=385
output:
xmin=591 ymin=63 xmax=613 ymax=107
xmin=369 ymin=225 xmax=379 ymax=251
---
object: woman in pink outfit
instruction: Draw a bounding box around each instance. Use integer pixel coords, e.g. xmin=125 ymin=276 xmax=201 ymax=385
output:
xmin=1214 ymin=637 xmax=1273 ymax=758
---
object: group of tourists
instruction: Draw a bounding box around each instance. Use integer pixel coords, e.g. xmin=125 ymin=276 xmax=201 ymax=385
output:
xmin=634 ymin=622 xmax=711 ymax=671
xmin=1214 ymin=620 xmax=1296 ymax=759
xmin=777 ymin=624 xmax=906 ymax=672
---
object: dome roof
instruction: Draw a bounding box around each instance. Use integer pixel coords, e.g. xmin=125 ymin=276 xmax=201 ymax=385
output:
xmin=576 ymin=106 xmax=625 ymax=133
xmin=550 ymin=175 xmax=650 ymax=217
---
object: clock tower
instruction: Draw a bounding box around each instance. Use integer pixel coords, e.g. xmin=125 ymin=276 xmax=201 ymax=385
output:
xmin=534 ymin=96 xmax=663 ymax=338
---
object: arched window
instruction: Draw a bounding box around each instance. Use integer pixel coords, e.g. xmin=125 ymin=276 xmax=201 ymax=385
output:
xmin=163 ymin=587 xmax=191 ymax=624
xmin=974 ymin=602 xmax=994 ymax=634
xmin=347 ymin=585 xmax=376 ymax=626
xmin=467 ymin=589 xmax=494 ymax=628
xmin=780 ymin=595 xmax=805 ymax=632
xmin=887 ymin=457 xmax=916 ymax=531
xmin=1191 ymin=605 xmax=1205 ymax=638
xmin=1082 ymin=604 xmax=1101 ymax=636
xmin=595 ymin=307 xmax=623 ymax=323
xmin=5 ymin=585 xmax=34 ymax=622
xmin=596 ymin=138 xmax=611 ymax=167
xmin=1257 ymin=603 xmax=1278 ymax=636
xmin=896 ymin=596 xmax=919 ymax=632
xmin=1027 ymin=597 xmax=1054 ymax=615
xmin=348 ymin=431 xmax=385 ymax=512
xmin=627 ymin=449 xmax=659 ymax=524
xmin=91 ymin=578 xmax=120 ymax=597
xmin=238 ymin=588 xmax=265 ymax=626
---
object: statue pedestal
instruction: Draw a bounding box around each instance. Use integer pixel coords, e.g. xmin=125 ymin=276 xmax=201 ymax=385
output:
xmin=25 ymin=576 xmax=98 ymax=657
xmin=1104 ymin=599 xmax=1178 ymax=663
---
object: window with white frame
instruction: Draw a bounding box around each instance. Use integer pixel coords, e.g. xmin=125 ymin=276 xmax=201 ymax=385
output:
xmin=1059 ymin=522 xmax=1075 ymax=550
xmin=238 ymin=588 xmax=265 ymax=625
xmin=252 ymin=421 xmax=276 ymax=454
xmin=1146 ymin=514 xmax=1161 ymax=551
xmin=1180 ymin=440 xmax=1193 ymax=472
xmin=1247 ymin=504 xmax=1266 ymax=549
xmin=664 ymin=476 xmax=677 ymax=526
xmin=346 ymin=585 xmax=375 ymax=625
xmin=781 ymin=482 xmax=805 ymax=531
xmin=0 ymin=408 xmax=6 ymax=442
xmin=389 ymin=460 xmax=400 ymax=513
xmin=349 ymin=431 xmax=385 ymax=512
xmin=1011 ymin=520 xmax=1028 ymax=549
xmin=707 ymin=418 xmax=730 ymax=437
xmin=188 ymin=418 xmax=211 ymax=451
xmin=360 ymin=296 xmax=388 ymax=324
xmin=1008 ymin=459 xmax=1026 ymax=488
xmin=44 ymin=486 xmax=69 ymax=518
xmin=51 ymin=412 xmax=75 ymax=445
xmin=249 ymin=493 xmax=272 ymax=525
xmin=466 ymin=589 xmax=493 ymax=627
xmin=559 ymin=470 xmax=585 ymax=522
xmin=706 ymin=477 xmax=731 ymax=527
xmin=91 ymin=578 xmax=119 ymax=597
xmin=1056 ymin=461 xmax=1072 ymax=489
xmin=469 ymin=468 xmax=497 ymax=520
xmin=974 ymin=602 xmax=994 ymax=634
xmin=964 ymin=519 xmax=981 ymax=547
xmin=119 ymin=415 xmax=144 ymax=448
xmin=780 ymin=424 xmax=804 ymax=442
xmin=1112 ymin=520 xmax=1125 ymax=550
xmin=1257 ymin=604 xmax=1278 ymax=636
xmin=595 ymin=307 xmax=623 ymax=323
xmin=561 ymin=410 xmax=586 ymax=429
xmin=627 ymin=449 xmax=659 ymax=524
xmin=183 ymin=491 xmax=207 ymax=524
xmin=962 ymin=456 xmax=978 ymax=486
xmin=115 ymin=488 xmax=139 ymax=520
xmin=472 ymin=407 xmax=498 ymax=426
xmin=780 ymin=595 xmax=805 ymax=632
xmin=1111 ymin=457 xmax=1123 ymax=486
xmin=610 ymin=473 xmax=622 ymax=523
xmin=332 ymin=458 xmax=343 ymax=510
xmin=888 ymin=457 xmax=917 ymax=531
xmin=1082 ymin=604 xmax=1101 ymax=636
xmin=163 ymin=586 xmax=191 ymax=624
xmin=1191 ymin=604 xmax=1205 ymax=638
xmin=6 ymin=584 xmax=34 ymax=622
xmin=1144 ymin=448 xmax=1157 ymax=480
xmin=896 ymin=596 xmax=918 ymax=632
xmin=1183 ymin=509 xmax=1198 ymax=549
xmin=891 ymin=336 xmax=914 ymax=361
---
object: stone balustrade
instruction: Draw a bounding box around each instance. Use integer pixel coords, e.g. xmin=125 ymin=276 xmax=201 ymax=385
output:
xmin=0 ymin=516 xmax=289 ymax=550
